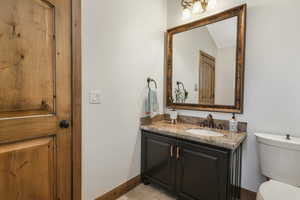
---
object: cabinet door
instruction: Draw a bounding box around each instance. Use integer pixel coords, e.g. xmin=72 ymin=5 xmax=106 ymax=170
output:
xmin=141 ymin=131 xmax=177 ymax=192
xmin=176 ymin=141 xmax=229 ymax=200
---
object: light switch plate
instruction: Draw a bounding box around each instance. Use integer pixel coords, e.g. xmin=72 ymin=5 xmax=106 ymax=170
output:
xmin=89 ymin=90 xmax=101 ymax=104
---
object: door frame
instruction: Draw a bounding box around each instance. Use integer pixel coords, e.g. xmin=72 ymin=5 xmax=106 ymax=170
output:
xmin=71 ymin=0 xmax=82 ymax=199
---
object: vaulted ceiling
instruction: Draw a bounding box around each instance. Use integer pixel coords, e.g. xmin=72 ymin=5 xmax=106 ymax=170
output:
xmin=207 ymin=17 xmax=237 ymax=49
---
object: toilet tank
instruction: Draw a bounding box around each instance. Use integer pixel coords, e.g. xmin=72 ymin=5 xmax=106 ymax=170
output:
xmin=255 ymin=133 xmax=300 ymax=187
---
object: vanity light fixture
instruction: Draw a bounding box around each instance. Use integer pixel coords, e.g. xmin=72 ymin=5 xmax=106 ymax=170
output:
xmin=181 ymin=0 xmax=217 ymax=20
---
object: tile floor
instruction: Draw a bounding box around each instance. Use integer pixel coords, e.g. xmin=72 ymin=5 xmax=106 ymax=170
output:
xmin=117 ymin=184 xmax=175 ymax=200
xmin=117 ymin=184 xmax=256 ymax=200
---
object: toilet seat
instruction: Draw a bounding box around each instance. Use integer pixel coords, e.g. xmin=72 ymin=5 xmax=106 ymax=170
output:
xmin=257 ymin=180 xmax=300 ymax=200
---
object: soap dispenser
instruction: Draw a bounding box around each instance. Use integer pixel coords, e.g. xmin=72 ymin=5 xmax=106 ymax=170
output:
xmin=229 ymin=113 xmax=238 ymax=133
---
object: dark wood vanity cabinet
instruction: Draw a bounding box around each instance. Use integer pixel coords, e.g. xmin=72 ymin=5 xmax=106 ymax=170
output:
xmin=141 ymin=131 xmax=177 ymax=192
xmin=176 ymin=141 xmax=229 ymax=200
xmin=141 ymin=130 xmax=242 ymax=200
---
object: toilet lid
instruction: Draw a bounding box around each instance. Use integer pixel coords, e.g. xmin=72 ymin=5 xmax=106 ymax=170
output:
xmin=258 ymin=180 xmax=300 ymax=200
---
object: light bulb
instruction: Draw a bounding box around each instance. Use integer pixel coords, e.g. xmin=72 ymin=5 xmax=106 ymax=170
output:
xmin=192 ymin=1 xmax=203 ymax=14
xmin=208 ymin=0 xmax=217 ymax=9
xmin=182 ymin=7 xmax=191 ymax=20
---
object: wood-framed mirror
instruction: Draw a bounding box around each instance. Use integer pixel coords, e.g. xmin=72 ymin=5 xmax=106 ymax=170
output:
xmin=166 ymin=4 xmax=246 ymax=113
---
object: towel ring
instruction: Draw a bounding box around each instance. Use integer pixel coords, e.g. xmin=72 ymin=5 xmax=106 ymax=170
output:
xmin=147 ymin=78 xmax=157 ymax=89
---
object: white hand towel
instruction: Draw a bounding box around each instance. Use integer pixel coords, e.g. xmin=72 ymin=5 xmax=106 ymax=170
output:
xmin=145 ymin=89 xmax=159 ymax=117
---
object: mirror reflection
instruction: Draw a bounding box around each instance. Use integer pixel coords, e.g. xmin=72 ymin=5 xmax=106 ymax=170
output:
xmin=172 ymin=16 xmax=237 ymax=106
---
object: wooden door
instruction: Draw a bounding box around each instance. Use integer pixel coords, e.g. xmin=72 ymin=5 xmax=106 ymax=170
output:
xmin=0 ymin=0 xmax=72 ymax=199
xmin=141 ymin=131 xmax=177 ymax=192
xmin=176 ymin=141 xmax=229 ymax=200
xmin=199 ymin=51 xmax=215 ymax=105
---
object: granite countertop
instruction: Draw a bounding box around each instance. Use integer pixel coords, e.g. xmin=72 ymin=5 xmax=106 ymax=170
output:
xmin=140 ymin=120 xmax=247 ymax=150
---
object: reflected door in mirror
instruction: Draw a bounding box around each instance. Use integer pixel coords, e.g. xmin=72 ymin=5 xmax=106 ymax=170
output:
xmin=199 ymin=51 xmax=215 ymax=105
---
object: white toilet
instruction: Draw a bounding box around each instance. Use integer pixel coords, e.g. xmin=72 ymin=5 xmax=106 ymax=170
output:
xmin=255 ymin=133 xmax=300 ymax=200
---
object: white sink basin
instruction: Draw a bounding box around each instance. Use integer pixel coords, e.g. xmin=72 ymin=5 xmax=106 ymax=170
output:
xmin=186 ymin=129 xmax=224 ymax=137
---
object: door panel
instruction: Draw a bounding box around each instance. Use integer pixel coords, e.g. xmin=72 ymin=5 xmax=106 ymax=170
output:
xmin=142 ymin=131 xmax=176 ymax=192
xmin=0 ymin=0 xmax=56 ymax=114
xmin=199 ymin=51 xmax=215 ymax=105
xmin=176 ymin=142 xmax=229 ymax=200
xmin=0 ymin=0 xmax=72 ymax=199
xmin=0 ymin=137 xmax=55 ymax=200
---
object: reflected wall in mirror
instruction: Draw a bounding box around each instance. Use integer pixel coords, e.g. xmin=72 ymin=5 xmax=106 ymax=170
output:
xmin=166 ymin=5 xmax=246 ymax=113
xmin=173 ymin=17 xmax=237 ymax=105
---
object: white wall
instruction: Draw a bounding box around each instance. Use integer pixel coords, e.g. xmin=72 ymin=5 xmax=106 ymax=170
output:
xmin=173 ymin=27 xmax=217 ymax=103
xmin=82 ymin=0 xmax=166 ymax=199
xmin=167 ymin=0 xmax=300 ymax=192
xmin=215 ymin=47 xmax=236 ymax=105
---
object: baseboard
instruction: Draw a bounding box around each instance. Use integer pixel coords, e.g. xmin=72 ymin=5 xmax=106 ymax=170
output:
xmin=241 ymin=188 xmax=257 ymax=200
xmin=95 ymin=175 xmax=141 ymax=200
